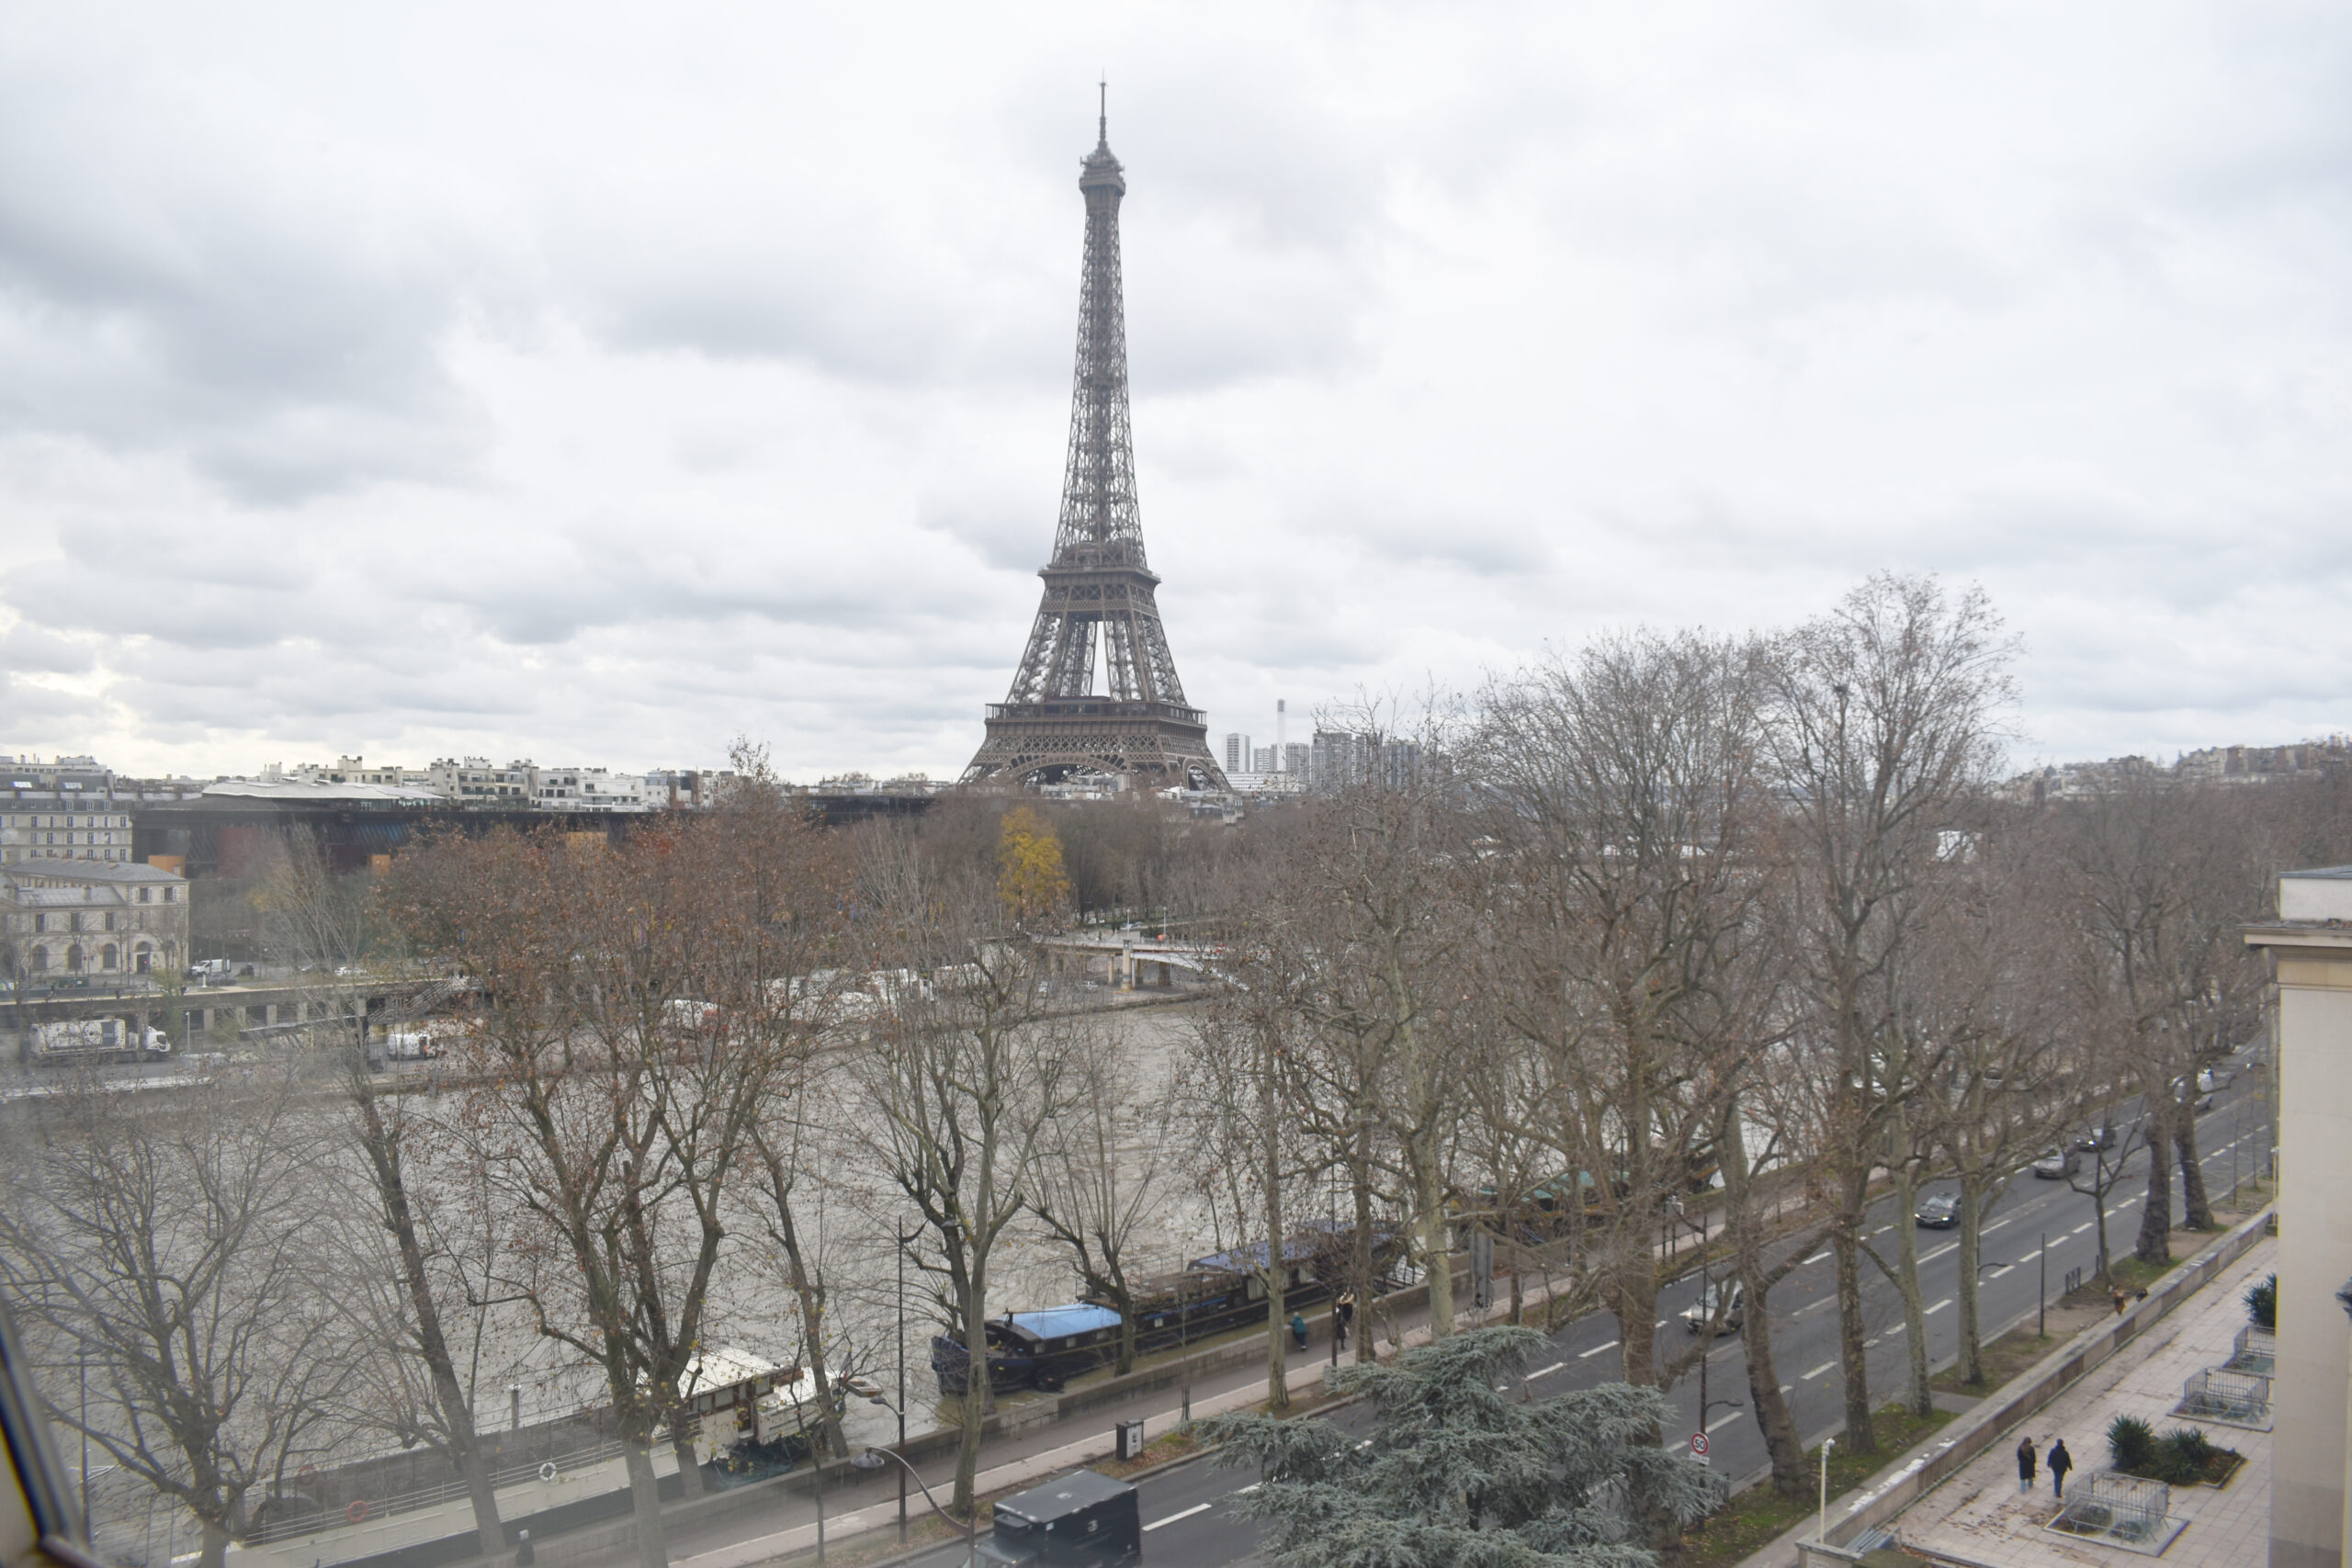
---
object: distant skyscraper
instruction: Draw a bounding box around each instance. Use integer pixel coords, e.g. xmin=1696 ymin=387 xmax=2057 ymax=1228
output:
xmin=1225 ymin=733 xmax=1250 ymax=775
xmin=1252 ymin=747 xmax=1277 ymax=774
xmin=1283 ymin=742 xmax=1309 ymax=777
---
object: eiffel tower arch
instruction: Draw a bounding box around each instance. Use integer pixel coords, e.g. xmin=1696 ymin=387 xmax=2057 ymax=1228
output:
xmin=962 ymin=103 xmax=1228 ymax=793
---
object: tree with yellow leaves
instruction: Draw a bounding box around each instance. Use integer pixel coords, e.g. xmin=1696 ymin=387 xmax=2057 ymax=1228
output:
xmin=997 ymin=805 xmax=1073 ymax=927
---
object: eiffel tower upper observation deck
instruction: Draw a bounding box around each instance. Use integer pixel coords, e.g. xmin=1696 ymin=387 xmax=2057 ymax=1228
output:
xmin=961 ymin=103 xmax=1229 ymax=792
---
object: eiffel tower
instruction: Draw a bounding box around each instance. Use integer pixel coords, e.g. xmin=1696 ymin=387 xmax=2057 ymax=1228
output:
xmin=962 ymin=99 xmax=1228 ymax=792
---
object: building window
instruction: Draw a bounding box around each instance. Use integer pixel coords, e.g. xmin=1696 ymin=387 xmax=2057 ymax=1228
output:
xmin=105 ymin=911 xmax=117 ymax=931
xmin=165 ymin=886 xmax=177 ymax=902
xmin=137 ymin=947 xmax=152 ymax=973
xmin=28 ymin=947 xmax=45 ymax=972
xmin=65 ymin=944 xmax=83 ymax=973
xmin=32 ymin=912 xmax=45 ymax=933
xmin=101 ymin=943 xmax=118 ymax=970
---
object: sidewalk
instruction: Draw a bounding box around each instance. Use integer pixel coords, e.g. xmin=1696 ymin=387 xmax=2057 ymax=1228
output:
xmin=1886 ymin=1235 xmax=2275 ymax=1568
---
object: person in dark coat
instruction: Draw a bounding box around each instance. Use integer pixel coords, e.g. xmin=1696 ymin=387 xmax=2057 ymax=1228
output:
xmin=1335 ymin=1292 xmax=1355 ymax=1349
xmin=2016 ymin=1436 xmax=2037 ymax=1493
xmin=2049 ymin=1439 xmax=2074 ymax=1498
xmin=1290 ymin=1311 xmax=1309 ymax=1351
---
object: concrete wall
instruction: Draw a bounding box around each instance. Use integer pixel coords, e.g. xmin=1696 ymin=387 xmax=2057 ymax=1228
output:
xmin=2272 ymin=936 xmax=2352 ymax=1568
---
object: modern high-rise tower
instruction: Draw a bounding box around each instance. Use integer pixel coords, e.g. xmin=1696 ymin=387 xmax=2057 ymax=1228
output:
xmin=961 ymin=103 xmax=1227 ymax=792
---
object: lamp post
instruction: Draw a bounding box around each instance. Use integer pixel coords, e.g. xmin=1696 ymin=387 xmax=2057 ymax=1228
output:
xmin=895 ymin=1223 xmax=910 ymax=1540
xmin=2039 ymin=1233 xmax=2047 ymax=1339
xmin=1817 ymin=1436 xmax=1835 ymax=1545
xmin=853 ymin=1448 xmax=974 ymax=1568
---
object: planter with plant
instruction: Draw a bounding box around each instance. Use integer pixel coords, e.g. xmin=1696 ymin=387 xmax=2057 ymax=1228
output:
xmin=2246 ymin=1273 xmax=2277 ymax=1331
xmin=2105 ymin=1415 xmax=2243 ymax=1487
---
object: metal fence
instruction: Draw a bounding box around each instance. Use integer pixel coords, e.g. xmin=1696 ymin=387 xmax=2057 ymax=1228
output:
xmin=2226 ymin=1325 xmax=2277 ymax=1375
xmin=2172 ymin=1366 xmax=2272 ymax=1427
xmin=2050 ymin=1471 xmax=2174 ymax=1550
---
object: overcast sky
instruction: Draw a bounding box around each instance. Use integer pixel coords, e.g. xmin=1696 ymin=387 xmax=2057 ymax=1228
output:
xmin=0 ymin=3 xmax=2346 ymax=782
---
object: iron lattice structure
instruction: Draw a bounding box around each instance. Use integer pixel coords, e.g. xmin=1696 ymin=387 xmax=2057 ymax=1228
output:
xmin=962 ymin=108 xmax=1228 ymax=792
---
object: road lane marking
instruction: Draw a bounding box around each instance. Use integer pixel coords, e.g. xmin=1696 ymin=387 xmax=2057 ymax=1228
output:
xmin=2069 ymin=1223 xmax=2093 ymax=1235
xmin=1803 ymin=1361 xmax=1835 ymax=1379
xmin=1526 ymin=1362 xmax=1566 ymax=1380
xmin=1928 ymin=1298 xmax=1951 ymax=1314
xmin=1987 ymin=1265 xmax=2015 ymax=1279
xmin=1579 ymin=1340 xmax=1620 ymax=1359
xmin=1921 ymin=1243 xmax=1956 ymax=1262
xmin=1983 ymin=1218 xmax=2013 ymax=1233
xmin=1803 ymin=1252 xmax=1829 ymax=1266
xmin=1796 ymin=1299 xmax=1833 ymax=1316
xmin=1707 ymin=1408 xmax=1746 ymax=1433
xmin=1145 ymin=1505 xmax=1210 ymax=1532
xmin=1238 ymin=1483 xmax=1260 ymax=1494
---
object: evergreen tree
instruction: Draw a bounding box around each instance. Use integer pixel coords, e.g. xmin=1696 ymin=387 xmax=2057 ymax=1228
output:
xmin=1201 ymin=1326 xmax=1720 ymax=1568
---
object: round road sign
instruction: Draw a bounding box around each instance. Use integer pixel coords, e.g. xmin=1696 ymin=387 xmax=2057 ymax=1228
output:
xmin=1690 ymin=1431 xmax=1710 ymax=1457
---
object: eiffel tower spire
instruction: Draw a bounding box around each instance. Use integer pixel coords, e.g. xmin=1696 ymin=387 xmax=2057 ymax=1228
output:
xmin=962 ymin=105 xmax=1227 ymax=791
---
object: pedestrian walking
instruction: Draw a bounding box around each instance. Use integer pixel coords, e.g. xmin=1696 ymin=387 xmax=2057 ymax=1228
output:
xmin=1290 ymin=1311 xmax=1309 ymax=1352
xmin=1335 ymin=1292 xmax=1355 ymax=1349
xmin=2049 ymin=1439 xmax=2074 ymax=1499
xmin=2016 ymin=1437 xmax=2037 ymax=1494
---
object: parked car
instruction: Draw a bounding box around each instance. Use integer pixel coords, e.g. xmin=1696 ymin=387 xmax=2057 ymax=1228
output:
xmin=2030 ymin=1146 xmax=2081 ymax=1179
xmin=2196 ymin=1066 xmax=2234 ymax=1094
xmin=2193 ymin=1090 xmax=2218 ymax=1115
xmin=2073 ymin=1125 xmax=2117 ymax=1153
xmin=1915 ymin=1192 xmax=1960 ymax=1229
xmin=1682 ymin=1278 xmax=1747 ymax=1336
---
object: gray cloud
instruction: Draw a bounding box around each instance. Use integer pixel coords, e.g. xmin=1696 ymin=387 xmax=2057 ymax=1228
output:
xmin=1 ymin=4 xmax=2347 ymax=779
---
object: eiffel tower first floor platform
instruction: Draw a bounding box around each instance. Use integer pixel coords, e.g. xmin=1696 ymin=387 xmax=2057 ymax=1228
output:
xmin=962 ymin=698 xmax=1231 ymax=791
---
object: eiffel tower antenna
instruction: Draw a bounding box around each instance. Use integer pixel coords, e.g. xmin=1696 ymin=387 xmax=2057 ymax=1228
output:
xmin=961 ymin=105 xmax=1227 ymax=793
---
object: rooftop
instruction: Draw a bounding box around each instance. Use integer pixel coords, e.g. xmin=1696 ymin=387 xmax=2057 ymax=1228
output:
xmin=3 ymin=857 xmax=187 ymax=886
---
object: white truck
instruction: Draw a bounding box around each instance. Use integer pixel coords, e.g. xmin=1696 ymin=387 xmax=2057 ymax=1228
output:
xmin=30 ymin=1020 xmax=173 ymax=1061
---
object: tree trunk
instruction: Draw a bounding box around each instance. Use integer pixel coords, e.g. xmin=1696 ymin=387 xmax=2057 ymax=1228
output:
xmin=1831 ymin=1207 xmax=1877 ymax=1453
xmin=955 ymin=1270 xmax=988 ymax=1516
xmin=2176 ymin=1118 xmax=2212 ymax=1230
xmin=198 ymin=1515 xmax=232 ymax=1568
xmin=1888 ymin=1165 xmax=1931 ymax=1417
xmin=623 ymin=1441 xmax=669 ymax=1568
xmin=350 ymin=1074 xmax=505 ymax=1559
xmin=777 ymin=1205 xmax=846 ymax=1459
xmin=1418 ymin=1157 xmax=1454 ymax=1340
xmin=2135 ymin=1100 xmax=2174 ymax=1265
xmin=668 ymin=1420 xmax=705 ymax=1499
xmin=1721 ymin=1115 xmax=1807 ymax=1497
xmin=1955 ymin=1168 xmax=1985 ymax=1384
xmin=1351 ymin=1153 xmax=1377 ymax=1364
xmin=1615 ymin=1229 xmax=1661 ymax=1389
xmin=1261 ymin=1034 xmax=1298 ymax=1419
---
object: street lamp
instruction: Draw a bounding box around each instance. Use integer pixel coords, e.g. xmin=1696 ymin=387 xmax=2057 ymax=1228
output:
xmin=1817 ymin=1436 xmax=1836 ymax=1545
xmin=852 ymin=1447 xmax=975 ymax=1568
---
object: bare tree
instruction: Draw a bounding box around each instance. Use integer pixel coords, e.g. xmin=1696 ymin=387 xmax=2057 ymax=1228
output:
xmin=1029 ymin=1020 xmax=1173 ymax=1377
xmin=0 ymin=1064 xmax=346 ymax=1568
xmin=1759 ymin=572 xmax=2016 ymax=1451
xmin=852 ymin=831 xmax=1072 ymax=1517
xmin=1477 ymin=630 xmax=1781 ymax=1403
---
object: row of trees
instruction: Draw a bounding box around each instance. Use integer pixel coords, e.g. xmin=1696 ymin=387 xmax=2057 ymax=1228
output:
xmin=1181 ymin=570 xmax=2345 ymax=1539
xmin=6 ymin=573 xmax=2346 ymax=1568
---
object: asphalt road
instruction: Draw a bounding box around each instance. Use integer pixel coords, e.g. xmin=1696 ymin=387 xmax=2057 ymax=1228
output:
xmin=931 ymin=1055 xmax=2273 ymax=1568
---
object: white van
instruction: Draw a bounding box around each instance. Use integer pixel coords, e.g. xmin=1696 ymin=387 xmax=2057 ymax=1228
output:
xmin=383 ymin=1030 xmax=438 ymax=1060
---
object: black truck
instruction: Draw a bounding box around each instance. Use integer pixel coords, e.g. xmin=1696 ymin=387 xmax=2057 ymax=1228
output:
xmin=977 ymin=1470 xmax=1141 ymax=1568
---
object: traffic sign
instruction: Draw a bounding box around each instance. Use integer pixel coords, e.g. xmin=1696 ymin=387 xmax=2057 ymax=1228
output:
xmin=1690 ymin=1431 xmax=1710 ymax=1458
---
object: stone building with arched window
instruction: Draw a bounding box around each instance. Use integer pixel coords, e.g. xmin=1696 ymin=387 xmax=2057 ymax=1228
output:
xmin=2 ymin=857 xmax=189 ymax=987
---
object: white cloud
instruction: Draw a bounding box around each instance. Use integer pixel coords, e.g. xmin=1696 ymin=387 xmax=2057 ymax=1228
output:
xmin=0 ymin=2 xmax=2346 ymax=779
